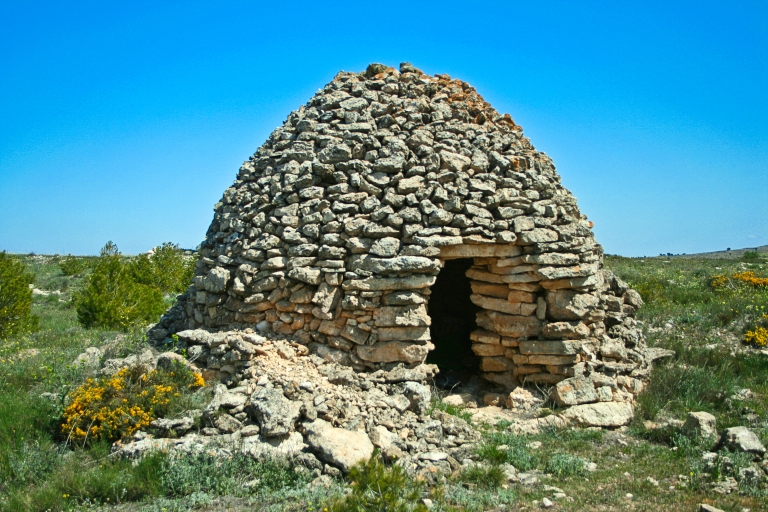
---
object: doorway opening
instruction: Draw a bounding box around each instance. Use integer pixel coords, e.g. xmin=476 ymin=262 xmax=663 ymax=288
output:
xmin=426 ymin=258 xmax=481 ymax=383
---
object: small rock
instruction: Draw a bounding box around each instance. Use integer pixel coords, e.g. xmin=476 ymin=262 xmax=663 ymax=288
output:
xmin=699 ymin=504 xmax=725 ymax=512
xmin=541 ymin=497 xmax=554 ymax=508
xmin=683 ymin=411 xmax=717 ymax=439
xmin=73 ymin=347 xmax=101 ymax=369
xmin=506 ymin=387 xmax=541 ymax=410
xmin=710 ymin=476 xmax=738 ymax=494
xmin=214 ymin=413 xmax=242 ymax=433
xmin=240 ymin=425 xmax=260 ymax=437
xmin=718 ymin=426 xmax=766 ymax=456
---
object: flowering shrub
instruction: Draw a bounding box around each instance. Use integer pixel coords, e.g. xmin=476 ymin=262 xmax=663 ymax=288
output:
xmin=710 ymin=271 xmax=768 ymax=347
xmin=62 ymin=363 xmax=204 ymax=444
xmin=732 ymin=271 xmax=768 ymax=287
xmin=744 ymin=326 xmax=768 ymax=347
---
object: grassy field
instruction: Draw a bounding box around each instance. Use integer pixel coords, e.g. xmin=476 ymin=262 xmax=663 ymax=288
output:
xmin=0 ymin=252 xmax=766 ymax=511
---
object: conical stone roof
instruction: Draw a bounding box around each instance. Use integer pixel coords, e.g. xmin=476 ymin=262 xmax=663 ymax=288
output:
xmin=154 ymin=62 xmax=653 ymax=395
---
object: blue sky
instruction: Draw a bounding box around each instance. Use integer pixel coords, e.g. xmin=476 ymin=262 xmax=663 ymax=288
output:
xmin=1 ymin=1 xmax=766 ymax=257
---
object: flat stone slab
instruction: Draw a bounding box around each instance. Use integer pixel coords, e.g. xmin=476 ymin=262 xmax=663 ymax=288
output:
xmin=560 ymin=402 xmax=634 ymax=427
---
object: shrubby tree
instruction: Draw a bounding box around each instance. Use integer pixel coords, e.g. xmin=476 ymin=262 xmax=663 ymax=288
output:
xmin=0 ymin=252 xmax=39 ymax=340
xmin=74 ymin=242 xmax=166 ymax=331
xmin=59 ymin=254 xmax=91 ymax=276
xmin=130 ymin=242 xmax=194 ymax=294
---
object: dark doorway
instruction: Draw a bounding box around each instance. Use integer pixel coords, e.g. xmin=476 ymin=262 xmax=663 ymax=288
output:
xmin=426 ymin=258 xmax=481 ymax=378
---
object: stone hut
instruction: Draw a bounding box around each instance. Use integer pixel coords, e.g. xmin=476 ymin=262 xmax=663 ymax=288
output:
xmin=154 ymin=63 xmax=653 ymax=400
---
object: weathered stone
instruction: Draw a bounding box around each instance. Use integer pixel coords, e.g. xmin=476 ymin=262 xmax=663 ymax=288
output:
xmin=249 ymin=387 xmax=302 ymax=437
xmin=342 ymin=275 xmax=436 ymax=291
xmin=480 ymin=356 xmax=515 ymax=372
xmin=542 ymin=321 xmax=590 ymax=339
xmin=470 ymin=281 xmax=509 ymax=298
xmin=304 ymin=419 xmax=374 ymax=473
xmin=288 ymin=267 xmax=323 ymax=285
xmin=683 ymin=411 xmax=717 ymax=439
xmin=718 ymin=426 xmax=766 ymax=455
xmin=477 ymin=311 xmax=542 ymax=338
xmin=519 ymin=340 xmax=583 ymax=355
xmin=373 ymin=304 xmax=430 ymax=327
xmin=368 ymin=425 xmax=403 ymax=460
xmin=440 ymin=244 xmax=522 ymax=259
xmin=357 ymin=341 xmax=433 ymax=364
xmin=550 ymin=377 xmax=598 ymax=406
xmin=377 ymin=326 xmax=431 ymax=342
xmin=370 ymin=237 xmax=401 ymax=257
xmin=403 ymin=382 xmax=431 ymax=413
xmin=203 ymin=267 xmax=230 ymax=293
xmin=560 ymin=402 xmax=634 ymax=427
xmin=546 ymin=290 xmax=600 ymax=320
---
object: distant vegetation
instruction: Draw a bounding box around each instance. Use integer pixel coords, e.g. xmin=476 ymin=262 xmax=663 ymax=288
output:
xmin=0 ymin=252 xmax=38 ymax=340
xmin=73 ymin=241 xmax=193 ymax=331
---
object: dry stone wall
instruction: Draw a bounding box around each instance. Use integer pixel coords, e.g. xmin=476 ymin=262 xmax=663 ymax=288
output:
xmin=152 ymin=62 xmax=656 ymax=401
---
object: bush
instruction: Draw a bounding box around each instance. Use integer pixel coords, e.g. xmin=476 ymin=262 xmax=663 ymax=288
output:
xmin=0 ymin=252 xmax=38 ymax=340
xmin=59 ymin=255 xmax=91 ymax=276
xmin=476 ymin=432 xmax=539 ymax=471
xmin=160 ymin=452 xmax=304 ymax=497
xmin=456 ymin=464 xmax=505 ymax=490
xmin=328 ymin=453 xmax=428 ymax=512
xmin=130 ymin=242 xmax=194 ymax=294
xmin=545 ymin=453 xmax=588 ymax=478
xmin=61 ymin=362 xmax=204 ymax=445
xmin=74 ymin=242 xmax=166 ymax=330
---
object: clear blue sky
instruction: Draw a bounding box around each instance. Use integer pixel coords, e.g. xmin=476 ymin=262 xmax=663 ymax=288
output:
xmin=1 ymin=1 xmax=766 ymax=257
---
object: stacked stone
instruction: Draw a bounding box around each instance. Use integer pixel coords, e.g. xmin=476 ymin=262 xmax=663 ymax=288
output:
xmin=153 ymin=62 xmax=653 ymax=398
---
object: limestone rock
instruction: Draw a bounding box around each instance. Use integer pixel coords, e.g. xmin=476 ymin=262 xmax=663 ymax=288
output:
xmin=357 ymin=341 xmax=433 ymax=364
xmin=550 ymin=377 xmax=598 ymax=406
xmin=303 ymin=419 xmax=374 ymax=472
xmin=718 ymin=426 xmax=766 ymax=456
xmin=683 ymin=411 xmax=717 ymax=439
xmin=249 ymin=387 xmax=301 ymax=437
xmin=560 ymin=402 xmax=634 ymax=427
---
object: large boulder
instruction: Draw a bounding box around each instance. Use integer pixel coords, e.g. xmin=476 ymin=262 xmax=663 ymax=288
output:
xmin=550 ymin=377 xmax=598 ymax=406
xmin=718 ymin=426 xmax=766 ymax=456
xmin=248 ymin=388 xmax=301 ymax=437
xmin=303 ymin=419 xmax=374 ymax=472
xmin=560 ymin=402 xmax=634 ymax=427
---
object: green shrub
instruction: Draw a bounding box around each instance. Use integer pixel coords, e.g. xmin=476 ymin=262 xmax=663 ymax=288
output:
xmin=160 ymin=452 xmax=304 ymax=497
xmin=545 ymin=453 xmax=588 ymax=478
xmin=129 ymin=242 xmax=194 ymax=294
xmin=456 ymin=464 xmax=505 ymax=490
xmin=0 ymin=252 xmax=38 ymax=340
xmin=59 ymin=255 xmax=90 ymax=276
xmin=73 ymin=242 xmax=166 ymax=330
xmin=2 ymin=448 xmax=164 ymax=510
xmin=476 ymin=432 xmax=539 ymax=470
xmin=328 ymin=452 xmax=428 ymax=512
